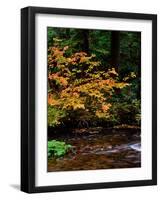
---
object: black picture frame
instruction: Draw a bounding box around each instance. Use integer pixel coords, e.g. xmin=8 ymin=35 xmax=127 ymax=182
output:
xmin=21 ymin=6 xmax=157 ymax=193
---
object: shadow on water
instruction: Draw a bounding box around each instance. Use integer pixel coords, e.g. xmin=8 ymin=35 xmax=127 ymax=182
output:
xmin=48 ymin=128 xmax=141 ymax=172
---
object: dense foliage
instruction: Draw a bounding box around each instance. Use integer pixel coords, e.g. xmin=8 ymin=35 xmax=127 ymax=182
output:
xmin=47 ymin=28 xmax=141 ymax=128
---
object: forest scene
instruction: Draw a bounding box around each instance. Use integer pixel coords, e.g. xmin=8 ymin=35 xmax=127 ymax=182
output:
xmin=47 ymin=27 xmax=141 ymax=172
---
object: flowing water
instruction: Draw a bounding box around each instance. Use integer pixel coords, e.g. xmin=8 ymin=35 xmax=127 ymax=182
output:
xmin=48 ymin=128 xmax=141 ymax=172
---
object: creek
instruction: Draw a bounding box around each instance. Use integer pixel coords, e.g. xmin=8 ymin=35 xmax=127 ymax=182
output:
xmin=48 ymin=128 xmax=141 ymax=172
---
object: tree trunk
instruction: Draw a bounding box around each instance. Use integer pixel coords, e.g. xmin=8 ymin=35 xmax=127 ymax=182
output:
xmin=111 ymin=31 xmax=120 ymax=72
xmin=80 ymin=30 xmax=89 ymax=54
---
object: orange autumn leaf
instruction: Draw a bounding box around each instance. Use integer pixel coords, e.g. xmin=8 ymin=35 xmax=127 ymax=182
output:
xmin=48 ymin=95 xmax=59 ymax=106
xmin=102 ymin=104 xmax=111 ymax=112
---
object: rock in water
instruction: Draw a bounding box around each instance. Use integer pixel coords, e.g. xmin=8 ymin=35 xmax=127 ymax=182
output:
xmin=130 ymin=143 xmax=141 ymax=152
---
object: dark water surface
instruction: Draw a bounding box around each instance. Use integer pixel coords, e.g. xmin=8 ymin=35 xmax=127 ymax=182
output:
xmin=48 ymin=128 xmax=141 ymax=172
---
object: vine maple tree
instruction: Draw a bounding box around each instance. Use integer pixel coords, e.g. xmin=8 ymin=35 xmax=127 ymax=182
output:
xmin=48 ymin=46 xmax=129 ymax=127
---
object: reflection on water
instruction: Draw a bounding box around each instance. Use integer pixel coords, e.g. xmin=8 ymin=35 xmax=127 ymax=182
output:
xmin=48 ymin=128 xmax=141 ymax=172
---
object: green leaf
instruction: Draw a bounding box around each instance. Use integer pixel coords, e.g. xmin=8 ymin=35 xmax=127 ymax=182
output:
xmin=48 ymin=140 xmax=72 ymax=158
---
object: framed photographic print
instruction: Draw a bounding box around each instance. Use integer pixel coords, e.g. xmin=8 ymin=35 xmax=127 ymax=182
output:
xmin=21 ymin=6 xmax=157 ymax=193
